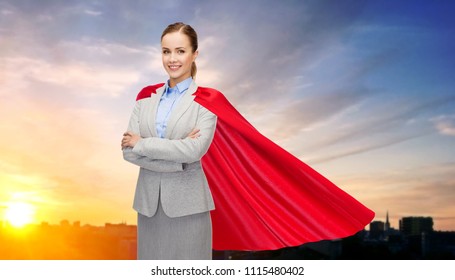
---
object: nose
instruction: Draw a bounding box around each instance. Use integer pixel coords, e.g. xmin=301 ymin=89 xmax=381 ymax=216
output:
xmin=169 ymin=52 xmax=177 ymax=62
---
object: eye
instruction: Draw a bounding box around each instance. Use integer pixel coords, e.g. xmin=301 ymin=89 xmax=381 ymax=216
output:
xmin=177 ymin=49 xmax=185 ymax=54
xmin=162 ymin=49 xmax=170 ymax=54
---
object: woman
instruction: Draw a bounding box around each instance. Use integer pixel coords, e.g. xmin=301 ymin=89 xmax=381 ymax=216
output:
xmin=121 ymin=22 xmax=217 ymax=260
xmin=122 ymin=22 xmax=375 ymax=260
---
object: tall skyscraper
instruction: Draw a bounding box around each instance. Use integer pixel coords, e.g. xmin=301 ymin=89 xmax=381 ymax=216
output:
xmin=385 ymin=211 xmax=390 ymax=232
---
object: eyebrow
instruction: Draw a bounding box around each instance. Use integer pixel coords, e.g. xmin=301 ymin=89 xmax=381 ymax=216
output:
xmin=162 ymin=47 xmax=187 ymax=50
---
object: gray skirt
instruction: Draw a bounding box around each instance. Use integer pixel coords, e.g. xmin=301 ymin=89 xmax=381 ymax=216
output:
xmin=137 ymin=200 xmax=212 ymax=260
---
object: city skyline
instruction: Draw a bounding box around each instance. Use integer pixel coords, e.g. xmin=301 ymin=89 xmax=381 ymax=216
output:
xmin=1 ymin=1 xmax=454 ymax=230
xmin=0 ymin=210 xmax=446 ymax=233
xmin=1 ymin=213 xmax=453 ymax=260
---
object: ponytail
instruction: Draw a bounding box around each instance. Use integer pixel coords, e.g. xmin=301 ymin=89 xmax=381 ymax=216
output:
xmin=191 ymin=62 xmax=197 ymax=78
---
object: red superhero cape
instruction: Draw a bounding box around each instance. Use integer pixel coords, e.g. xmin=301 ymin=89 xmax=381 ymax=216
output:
xmin=136 ymin=84 xmax=375 ymax=251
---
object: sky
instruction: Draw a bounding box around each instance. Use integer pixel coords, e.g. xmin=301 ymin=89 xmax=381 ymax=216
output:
xmin=0 ymin=0 xmax=454 ymax=231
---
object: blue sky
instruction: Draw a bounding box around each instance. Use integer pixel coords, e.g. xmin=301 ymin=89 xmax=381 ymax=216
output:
xmin=0 ymin=0 xmax=454 ymax=230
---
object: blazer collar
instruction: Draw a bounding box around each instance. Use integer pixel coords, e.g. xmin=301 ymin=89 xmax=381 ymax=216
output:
xmin=164 ymin=80 xmax=197 ymax=138
xmin=146 ymin=84 xmax=165 ymax=137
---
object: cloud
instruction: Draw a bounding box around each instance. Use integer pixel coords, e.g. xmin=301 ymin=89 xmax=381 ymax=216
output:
xmin=0 ymin=38 xmax=165 ymax=98
xmin=0 ymin=46 xmax=145 ymax=224
xmin=0 ymin=96 xmax=135 ymax=224
xmin=307 ymin=132 xmax=429 ymax=164
xmin=1 ymin=55 xmax=136 ymax=97
xmin=334 ymin=162 xmax=455 ymax=229
xmin=0 ymin=6 xmax=164 ymax=225
xmin=304 ymin=94 xmax=455 ymax=152
xmin=432 ymin=115 xmax=455 ymax=136
xmin=1 ymin=9 xmax=13 ymax=15
xmin=84 ymin=9 xmax=102 ymax=16
xmin=1 ymin=0 xmax=454 ymax=229
xmin=191 ymin=0 xmax=368 ymax=99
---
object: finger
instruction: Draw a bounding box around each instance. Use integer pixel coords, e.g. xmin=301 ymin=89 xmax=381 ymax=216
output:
xmin=190 ymin=133 xmax=201 ymax=139
xmin=188 ymin=128 xmax=200 ymax=137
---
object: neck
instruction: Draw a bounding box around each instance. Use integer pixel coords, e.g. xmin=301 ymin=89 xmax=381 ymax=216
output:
xmin=169 ymin=75 xmax=191 ymax=88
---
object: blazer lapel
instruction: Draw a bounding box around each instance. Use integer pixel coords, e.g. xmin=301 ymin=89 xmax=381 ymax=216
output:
xmin=147 ymin=85 xmax=165 ymax=137
xmin=165 ymin=81 xmax=197 ymax=138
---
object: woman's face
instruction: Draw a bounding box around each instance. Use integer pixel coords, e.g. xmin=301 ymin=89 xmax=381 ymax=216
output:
xmin=161 ymin=31 xmax=198 ymax=87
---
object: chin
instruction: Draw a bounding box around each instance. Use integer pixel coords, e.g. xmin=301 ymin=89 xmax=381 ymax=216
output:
xmin=166 ymin=70 xmax=181 ymax=79
xmin=170 ymin=73 xmax=190 ymax=82
xmin=169 ymin=74 xmax=182 ymax=80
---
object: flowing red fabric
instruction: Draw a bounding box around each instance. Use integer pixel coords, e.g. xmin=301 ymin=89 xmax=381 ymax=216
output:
xmin=136 ymin=84 xmax=375 ymax=251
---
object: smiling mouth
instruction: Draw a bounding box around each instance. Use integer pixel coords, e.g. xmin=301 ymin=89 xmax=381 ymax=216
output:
xmin=168 ymin=65 xmax=181 ymax=71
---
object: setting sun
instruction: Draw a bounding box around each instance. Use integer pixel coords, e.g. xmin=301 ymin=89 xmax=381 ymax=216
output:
xmin=5 ymin=202 xmax=36 ymax=227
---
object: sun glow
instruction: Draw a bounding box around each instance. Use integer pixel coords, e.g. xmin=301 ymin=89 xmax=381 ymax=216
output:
xmin=5 ymin=202 xmax=36 ymax=227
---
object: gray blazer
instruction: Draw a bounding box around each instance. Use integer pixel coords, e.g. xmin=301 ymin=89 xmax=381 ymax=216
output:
xmin=123 ymin=81 xmax=217 ymax=218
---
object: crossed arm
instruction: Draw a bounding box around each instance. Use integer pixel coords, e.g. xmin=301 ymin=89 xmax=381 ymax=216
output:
xmin=121 ymin=102 xmax=217 ymax=172
xmin=122 ymin=129 xmax=200 ymax=172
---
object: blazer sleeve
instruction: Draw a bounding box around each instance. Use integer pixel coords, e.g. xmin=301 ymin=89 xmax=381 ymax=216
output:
xmin=132 ymin=106 xmax=217 ymax=164
xmin=122 ymin=102 xmax=184 ymax=173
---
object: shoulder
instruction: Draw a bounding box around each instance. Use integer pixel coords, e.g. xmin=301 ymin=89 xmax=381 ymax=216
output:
xmin=136 ymin=83 xmax=165 ymax=101
xmin=194 ymin=86 xmax=237 ymax=116
xmin=194 ymin=86 xmax=227 ymax=103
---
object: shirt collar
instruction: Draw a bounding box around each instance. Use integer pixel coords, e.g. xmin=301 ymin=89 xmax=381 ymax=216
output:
xmin=164 ymin=77 xmax=193 ymax=96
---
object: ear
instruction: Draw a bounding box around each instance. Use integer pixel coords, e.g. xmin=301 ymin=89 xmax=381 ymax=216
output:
xmin=193 ymin=50 xmax=199 ymax=62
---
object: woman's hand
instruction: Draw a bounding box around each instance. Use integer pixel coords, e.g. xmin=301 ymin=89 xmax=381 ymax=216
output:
xmin=122 ymin=131 xmax=141 ymax=149
xmin=122 ymin=129 xmax=199 ymax=149
xmin=187 ymin=128 xmax=200 ymax=139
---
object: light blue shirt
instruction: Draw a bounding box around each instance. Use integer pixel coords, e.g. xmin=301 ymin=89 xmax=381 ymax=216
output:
xmin=155 ymin=77 xmax=192 ymax=138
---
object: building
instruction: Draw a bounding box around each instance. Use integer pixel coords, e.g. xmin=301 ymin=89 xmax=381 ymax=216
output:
xmin=369 ymin=221 xmax=385 ymax=240
xmin=399 ymin=216 xmax=433 ymax=236
xmin=385 ymin=211 xmax=391 ymax=232
xmin=104 ymin=222 xmax=136 ymax=238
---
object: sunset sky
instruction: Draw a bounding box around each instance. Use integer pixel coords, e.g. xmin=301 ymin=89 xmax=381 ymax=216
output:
xmin=0 ymin=0 xmax=454 ymax=231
